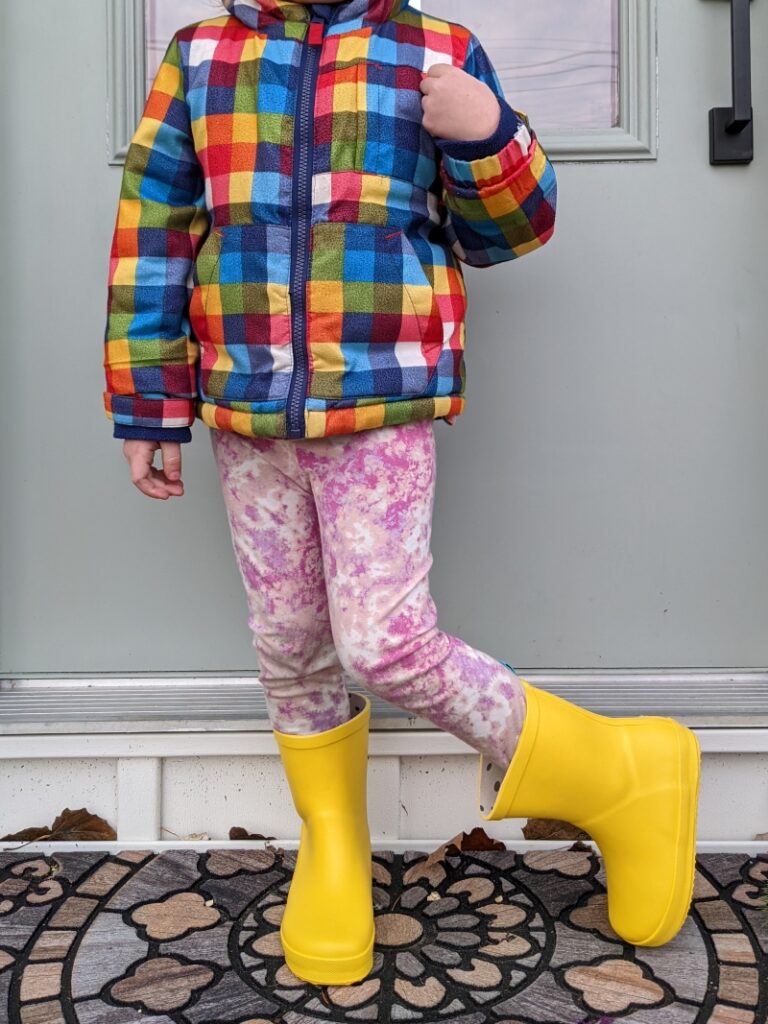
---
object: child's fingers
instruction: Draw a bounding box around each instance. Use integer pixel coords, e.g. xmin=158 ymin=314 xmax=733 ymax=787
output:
xmin=159 ymin=441 xmax=183 ymax=483
xmin=421 ymin=63 xmax=452 ymax=79
xmin=124 ymin=443 xmax=184 ymax=500
xmin=136 ymin=466 xmax=184 ymax=500
xmin=134 ymin=474 xmax=170 ymax=500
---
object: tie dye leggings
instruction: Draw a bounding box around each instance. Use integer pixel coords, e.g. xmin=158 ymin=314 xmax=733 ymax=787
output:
xmin=208 ymin=417 xmax=527 ymax=770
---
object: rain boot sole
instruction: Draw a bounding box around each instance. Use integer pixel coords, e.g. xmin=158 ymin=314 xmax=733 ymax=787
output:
xmin=280 ymin=924 xmax=376 ymax=986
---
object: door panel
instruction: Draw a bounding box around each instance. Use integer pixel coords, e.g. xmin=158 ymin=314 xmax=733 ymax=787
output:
xmin=0 ymin=0 xmax=766 ymax=688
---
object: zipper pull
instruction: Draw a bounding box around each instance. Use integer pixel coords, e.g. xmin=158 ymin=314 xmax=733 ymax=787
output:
xmin=307 ymin=20 xmax=325 ymax=46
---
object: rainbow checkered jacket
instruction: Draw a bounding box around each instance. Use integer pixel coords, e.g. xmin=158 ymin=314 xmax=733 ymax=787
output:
xmin=103 ymin=0 xmax=557 ymax=442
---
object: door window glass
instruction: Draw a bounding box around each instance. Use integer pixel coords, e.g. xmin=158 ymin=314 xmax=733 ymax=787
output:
xmin=146 ymin=0 xmax=223 ymax=90
xmin=147 ymin=0 xmax=620 ymax=131
xmin=411 ymin=0 xmax=620 ymax=130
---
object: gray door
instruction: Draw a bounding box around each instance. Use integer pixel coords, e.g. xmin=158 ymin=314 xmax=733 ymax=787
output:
xmin=1 ymin=0 xmax=766 ymax=722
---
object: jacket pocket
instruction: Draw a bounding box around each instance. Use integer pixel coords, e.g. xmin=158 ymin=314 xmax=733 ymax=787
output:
xmin=189 ymin=223 xmax=293 ymax=402
xmin=306 ymin=220 xmax=442 ymax=401
xmin=189 ymin=225 xmax=221 ymax=315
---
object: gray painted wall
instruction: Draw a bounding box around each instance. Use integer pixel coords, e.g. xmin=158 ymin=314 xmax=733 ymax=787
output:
xmin=2 ymin=0 xmax=767 ymax=679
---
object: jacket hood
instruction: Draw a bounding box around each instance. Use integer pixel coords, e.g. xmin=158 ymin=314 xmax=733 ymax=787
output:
xmin=222 ymin=0 xmax=409 ymax=27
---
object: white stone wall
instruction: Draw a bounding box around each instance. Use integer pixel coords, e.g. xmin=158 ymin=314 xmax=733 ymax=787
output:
xmin=1 ymin=739 xmax=767 ymax=845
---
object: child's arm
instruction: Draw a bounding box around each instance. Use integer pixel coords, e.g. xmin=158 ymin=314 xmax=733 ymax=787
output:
xmin=103 ymin=32 xmax=208 ymax=444
xmin=425 ymin=32 xmax=557 ymax=269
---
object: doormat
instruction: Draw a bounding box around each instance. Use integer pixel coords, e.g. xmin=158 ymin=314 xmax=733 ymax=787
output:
xmin=0 ymin=847 xmax=766 ymax=1023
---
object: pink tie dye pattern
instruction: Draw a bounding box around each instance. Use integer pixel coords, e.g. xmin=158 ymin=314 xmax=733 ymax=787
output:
xmin=209 ymin=418 xmax=527 ymax=770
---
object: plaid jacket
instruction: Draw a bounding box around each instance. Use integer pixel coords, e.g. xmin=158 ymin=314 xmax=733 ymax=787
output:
xmin=103 ymin=0 xmax=557 ymax=442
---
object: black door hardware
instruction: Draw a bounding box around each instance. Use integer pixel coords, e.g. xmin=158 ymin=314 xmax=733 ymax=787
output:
xmin=709 ymin=0 xmax=754 ymax=164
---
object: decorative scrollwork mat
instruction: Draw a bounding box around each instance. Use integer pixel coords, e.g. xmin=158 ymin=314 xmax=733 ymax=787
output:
xmin=1 ymin=848 xmax=766 ymax=1023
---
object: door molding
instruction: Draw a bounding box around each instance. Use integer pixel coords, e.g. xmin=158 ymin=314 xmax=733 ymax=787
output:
xmin=106 ymin=0 xmax=146 ymax=164
xmin=491 ymin=0 xmax=658 ymax=160
xmin=106 ymin=0 xmax=658 ymax=164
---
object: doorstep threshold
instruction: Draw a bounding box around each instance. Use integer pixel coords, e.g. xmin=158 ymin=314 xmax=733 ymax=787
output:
xmin=2 ymin=673 xmax=768 ymax=733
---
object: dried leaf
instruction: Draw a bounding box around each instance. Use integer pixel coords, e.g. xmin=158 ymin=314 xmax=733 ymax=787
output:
xmin=0 ymin=807 xmax=116 ymax=846
xmin=0 ymin=826 xmax=52 ymax=843
xmin=415 ymin=840 xmax=453 ymax=870
xmin=522 ymin=818 xmax=591 ymax=842
xmin=48 ymin=808 xmax=116 ymax=841
xmin=229 ymin=827 xmax=277 ymax=841
xmin=419 ymin=827 xmax=506 ymax=869
xmin=451 ymin=827 xmax=507 ymax=853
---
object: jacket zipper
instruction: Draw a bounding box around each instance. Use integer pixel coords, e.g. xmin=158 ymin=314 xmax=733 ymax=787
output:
xmin=285 ymin=17 xmax=325 ymax=439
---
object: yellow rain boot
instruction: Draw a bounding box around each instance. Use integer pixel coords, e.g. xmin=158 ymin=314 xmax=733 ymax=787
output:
xmin=272 ymin=690 xmax=375 ymax=985
xmin=478 ymin=678 xmax=701 ymax=947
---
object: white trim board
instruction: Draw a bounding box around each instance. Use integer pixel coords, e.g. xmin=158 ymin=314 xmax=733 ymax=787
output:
xmin=1 ymin=840 xmax=767 ymax=855
xmin=1 ymin=728 xmax=768 ymax=758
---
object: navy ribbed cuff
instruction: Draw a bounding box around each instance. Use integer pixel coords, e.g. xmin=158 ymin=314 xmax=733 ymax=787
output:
xmin=435 ymin=97 xmax=524 ymax=161
xmin=113 ymin=424 xmax=192 ymax=443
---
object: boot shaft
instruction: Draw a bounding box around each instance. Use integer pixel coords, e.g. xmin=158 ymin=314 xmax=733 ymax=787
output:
xmin=273 ymin=691 xmax=371 ymax=823
xmin=482 ymin=680 xmax=685 ymax=831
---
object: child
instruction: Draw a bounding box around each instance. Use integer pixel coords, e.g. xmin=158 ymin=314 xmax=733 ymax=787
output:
xmin=103 ymin=0 xmax=700 ymax=986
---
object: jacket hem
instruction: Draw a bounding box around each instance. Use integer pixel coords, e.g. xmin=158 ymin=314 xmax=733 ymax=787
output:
xmin=196 ymin=394 xmax=464 ymax=439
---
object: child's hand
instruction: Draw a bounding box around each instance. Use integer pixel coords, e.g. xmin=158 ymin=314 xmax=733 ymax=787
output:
xmin=419 ymin=64 xmax=501 ymax=144
xmin=122 ymin=440 xmax=185 ymax=500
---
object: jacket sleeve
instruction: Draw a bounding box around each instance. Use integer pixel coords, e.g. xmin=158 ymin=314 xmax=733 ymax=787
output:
xmin=431 ymin=31 xmax=557 ymax=269
xmin=103 ymin=31 xmax=209 ymax=444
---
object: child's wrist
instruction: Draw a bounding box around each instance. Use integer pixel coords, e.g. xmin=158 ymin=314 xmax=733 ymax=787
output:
xmin=435 ymin=97 xmax=524 ymax=161
xmin=466 ymin=97 xmax=502 ymax=142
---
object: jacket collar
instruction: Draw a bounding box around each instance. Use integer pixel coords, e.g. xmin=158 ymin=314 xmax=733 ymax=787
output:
xmin=222 ymin=0 xmax=408 ymax=27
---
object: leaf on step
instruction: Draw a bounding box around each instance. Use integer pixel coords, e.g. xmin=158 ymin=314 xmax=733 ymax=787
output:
xmin=0 ymin=826 xmax=52 ymax=842
xmin=754 ymin=831 xmax=768 ymax=841
xmin=453 ymin=827 xmax=508 ymax=853
xmin=0 ymin=807 xmax=116 ymax=845
xmin=423 ymin=827 xmax=507 ymax=868
xmin=522 ymin=818 xmax=592 ymax=842
xmin=400 ymin=829 xmax=505 ymax=886
xmin=229 ymin=827 xmax=277 ymax=841
xmin=48 ymin=808 xmax=116 ymax=841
